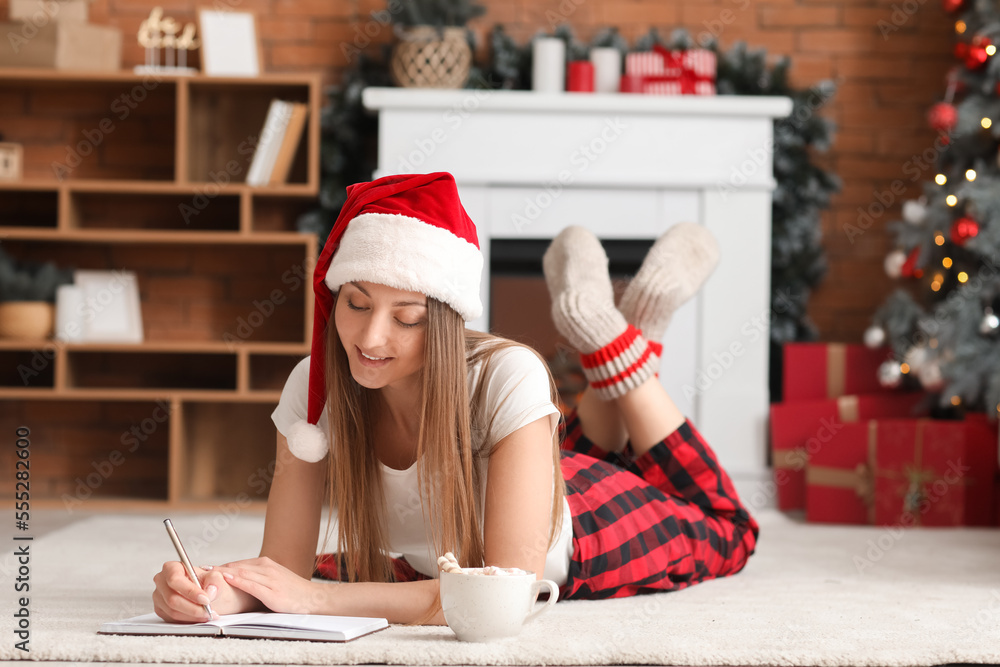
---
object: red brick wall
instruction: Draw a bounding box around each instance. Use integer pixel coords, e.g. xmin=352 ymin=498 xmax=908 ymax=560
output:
xmin=0 ymin=0 xmax=958 ymax=343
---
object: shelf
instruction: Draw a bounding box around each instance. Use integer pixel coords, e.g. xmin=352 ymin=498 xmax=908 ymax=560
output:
xmin=0 ymin=70 xmax=320 ymax=509
xmin=176 ymin=401 xmax=280 ymax=503
xmin=0 ymin=179 xmax=318 ymax=197
xmin=0 ymin=399 xmax=171 ymax=503
xmin=1 ymin=76 xmax=177 ymax=182
xmin=0 ymin=228 xmax=315 ymax=243
xmin=0 ymin=67 xmax=319 ymax=85
xmin=0 ymin=387 xmax=283 ymax=401
xmin=0 ymin=188 xmax=58 ymax=228
xmin=0 ymin=339 xmax=310 ymax=353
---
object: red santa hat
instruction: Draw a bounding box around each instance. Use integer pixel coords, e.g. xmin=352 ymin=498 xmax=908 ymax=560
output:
xmin=286 ymin=171 xmax=483 ymax=462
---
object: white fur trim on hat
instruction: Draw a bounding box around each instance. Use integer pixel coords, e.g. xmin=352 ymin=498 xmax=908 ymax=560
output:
xmin=286 ymin=419 xmax=329 ymax=463
xmin=325 ymin=213 xmax=483 ymax=321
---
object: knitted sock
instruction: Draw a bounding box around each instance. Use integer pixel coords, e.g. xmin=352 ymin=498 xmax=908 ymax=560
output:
xmin=579 ymin=323 xmax=659 ymax=400
xmin=619 ymin=222 xmax=720 ymax=351
xmin=543 ymin=226 xmax=658 ymax=400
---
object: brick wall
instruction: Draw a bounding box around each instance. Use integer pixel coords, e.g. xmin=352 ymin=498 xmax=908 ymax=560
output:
xmin=0 ymin=0 xmax=958 ymax=342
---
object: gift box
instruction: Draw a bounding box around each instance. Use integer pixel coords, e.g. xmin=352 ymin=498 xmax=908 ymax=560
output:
xmin=0 ymin=21 xmax=121 ymax=71
xmin=806 ymin=416 xmax=997 ymax=526
xmin=783 ymin=342 xmax=895 ymax=401
xmin=770 ymin=392 xmax=926 ymax=511
xmin=624 ymin=45 xmax=715 ymax=96
xmin=10 ymin=0 xmax=90 ymax=23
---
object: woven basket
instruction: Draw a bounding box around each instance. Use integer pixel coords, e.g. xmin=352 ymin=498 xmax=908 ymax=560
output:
xmin=0 ymin=301 xmax=54 ymax=340
xmin=391 ymin=26 xmax=471 ymax=89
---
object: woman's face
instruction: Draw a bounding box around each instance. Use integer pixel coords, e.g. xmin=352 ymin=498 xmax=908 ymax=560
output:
xmin=334 ymin=280 xmax=428 ymax=391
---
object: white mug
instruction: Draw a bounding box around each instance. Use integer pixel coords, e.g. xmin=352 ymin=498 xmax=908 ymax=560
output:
xmin=440 ymin=568 xmax=559 ymax=642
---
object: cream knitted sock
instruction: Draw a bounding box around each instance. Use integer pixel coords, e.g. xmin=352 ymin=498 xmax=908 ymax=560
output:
xmin=543 ymin=226 xmax=658 ymax=400
xmin=619 ymin=222 xmax=720 ymax=344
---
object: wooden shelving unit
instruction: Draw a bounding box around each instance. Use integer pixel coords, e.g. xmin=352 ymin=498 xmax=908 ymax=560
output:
xmin=0 ymin=68 xmax=322 ymax=510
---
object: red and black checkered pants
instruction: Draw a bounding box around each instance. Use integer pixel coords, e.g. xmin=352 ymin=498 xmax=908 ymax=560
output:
xmin=555 ymin=409 xmax=758 ymax=600
xmin=315 ymin=408 xmax=759 ymax=601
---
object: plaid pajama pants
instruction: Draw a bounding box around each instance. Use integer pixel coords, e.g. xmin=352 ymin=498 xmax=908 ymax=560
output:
xmin=314 ymin=408 xmax=759 ymax=601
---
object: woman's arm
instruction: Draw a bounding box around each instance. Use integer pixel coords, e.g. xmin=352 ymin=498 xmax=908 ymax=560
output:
xmin=482 ymin=415 xmax=556 ymax=578
xmin=259 ymin=430 xmax=327 ymax=578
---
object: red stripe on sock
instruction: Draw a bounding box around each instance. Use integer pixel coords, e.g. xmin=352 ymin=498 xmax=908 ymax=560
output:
xmin=579 ymin=325 xmax=640 ymax=370
xmin=589 ymin=341 xmax=655 ymax=390
xmin=648 ymin=340 xmax=663 ymax=358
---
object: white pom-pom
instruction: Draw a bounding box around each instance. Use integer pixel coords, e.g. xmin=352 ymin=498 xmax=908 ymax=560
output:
xmin=884 ymin=250 xmax=907 ymax=279
xmin=287 ymin=419 xmax=329 ymax=462
xmin=863 ymin=325 xmax=886 ymax=348
xmin=902 ymin=199 xmax=927 ymax=225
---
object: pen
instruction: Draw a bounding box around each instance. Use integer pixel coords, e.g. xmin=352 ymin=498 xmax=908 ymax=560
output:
xmin=163 ymin=518 xmax=216 ymax=620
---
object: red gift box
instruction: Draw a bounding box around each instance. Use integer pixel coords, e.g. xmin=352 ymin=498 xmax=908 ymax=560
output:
xmin=783 ymin=342 xmax=895 ymax=401
xmin=806 ymin=416 xmax=997 ymax=526
xmin=624 ymin=45 xmax=716 ymax=96
xmin=770 ymin=392 xmax=926 ymax=511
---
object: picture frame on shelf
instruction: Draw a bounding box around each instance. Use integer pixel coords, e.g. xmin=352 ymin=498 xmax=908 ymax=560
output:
xmin=197 ymin=8 xmax=261 ymax=77
xmin=73 ymin=269 xmax=144 ymax=343
xmin=0 ymin=142 xmax=23 ymax=181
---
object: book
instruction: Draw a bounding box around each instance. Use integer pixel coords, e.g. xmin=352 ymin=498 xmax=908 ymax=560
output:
xmin=98 ymin=612 xmax=389 ymax=642
xmin=246 ymin=99 xmax=293 ymax=187
xmin=268 ymin=102 xmax=309 ymax=185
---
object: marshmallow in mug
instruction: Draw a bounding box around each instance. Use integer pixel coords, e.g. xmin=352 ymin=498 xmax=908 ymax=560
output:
xmin=436 ymin=553 xmax=528 ymax=576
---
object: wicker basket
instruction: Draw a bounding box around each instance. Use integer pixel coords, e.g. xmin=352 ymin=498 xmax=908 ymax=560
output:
xmin=0 ymin=301 xmax=54 ymax=340
xmin=391 ymin=26 xmax=471 ymax=89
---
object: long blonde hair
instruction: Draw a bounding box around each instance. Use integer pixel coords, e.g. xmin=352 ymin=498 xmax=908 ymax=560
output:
xmin=320 ymin=292 xmax=566 ymax=620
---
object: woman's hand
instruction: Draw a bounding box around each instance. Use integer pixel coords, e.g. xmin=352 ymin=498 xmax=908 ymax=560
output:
xmin=153 ymin=562 xmax=264 ymax=623
xmin=213 ymin=557 xmax=322 ymax=615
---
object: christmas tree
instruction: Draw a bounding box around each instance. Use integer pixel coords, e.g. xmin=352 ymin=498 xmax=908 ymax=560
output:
xmin=868 ymin=0 xmax=1000 ymax=416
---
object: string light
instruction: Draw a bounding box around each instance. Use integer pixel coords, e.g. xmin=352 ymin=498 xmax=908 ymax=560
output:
xmin=934 ymin=233 xmax=946 ymax=246
xmin=946 ymin=194 xmax=959 ymax=206
xmin=942 ymin=257 xmax=953 ymax=268
xmin=983 ymin=118 xmax=994 ymax=129
xmin=935 ymin=174 xmax=948 ymax=185
xmin=966 ymin=169 xmax=977 ymax=181
xmin=950 ymin=395 xmax=962 ymax=406
xmin=987 ymin=44 xmax=997 ymax=56
xmin=900 ymin=363 xmax=911 ymax=374
xmin=956 ymin=20 xmax=966 ymax=33
xmin=958 ymin=271 xmax=969 ymax=282
xmin=931 ymin=280 xmax=942 ymax=292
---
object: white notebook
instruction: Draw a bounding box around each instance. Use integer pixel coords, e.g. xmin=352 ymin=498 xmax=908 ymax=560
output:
xmin=98 ymin=612 xmax=388 ymax=642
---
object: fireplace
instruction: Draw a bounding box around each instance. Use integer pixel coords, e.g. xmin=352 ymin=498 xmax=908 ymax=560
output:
xmin=363 ymin=87 xmax=792 ymax=497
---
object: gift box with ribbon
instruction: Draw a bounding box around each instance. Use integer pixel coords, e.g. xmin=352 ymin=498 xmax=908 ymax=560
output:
xmin=623 ymin=45 xmax=716 ymax=95
xmin=806 ymin=416 xmax=997 ymax=526
xmin=783 ymin=342 xmax=896 ymax=402
xmin=770 ymin=392 xmax=926 ymax=511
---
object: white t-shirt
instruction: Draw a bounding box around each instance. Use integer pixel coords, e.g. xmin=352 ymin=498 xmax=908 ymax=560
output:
xmin=270 ymin=344 xmax=575 ymax=585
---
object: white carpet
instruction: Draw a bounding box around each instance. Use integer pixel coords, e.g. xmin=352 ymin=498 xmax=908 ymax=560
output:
xmin=1 ymin=508 xmax=999 ymax=665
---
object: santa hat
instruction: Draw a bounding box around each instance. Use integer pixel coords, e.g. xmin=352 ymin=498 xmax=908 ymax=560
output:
xmin=286 ymin=172 xmax=483 ymax=462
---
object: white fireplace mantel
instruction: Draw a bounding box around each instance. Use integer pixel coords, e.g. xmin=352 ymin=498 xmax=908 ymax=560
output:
xmin=363 ymin=87 xmax=793 ymax=494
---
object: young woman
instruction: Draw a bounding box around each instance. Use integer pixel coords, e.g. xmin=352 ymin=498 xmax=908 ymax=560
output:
xmin=152 ymin=171 xmax=758 ymax=626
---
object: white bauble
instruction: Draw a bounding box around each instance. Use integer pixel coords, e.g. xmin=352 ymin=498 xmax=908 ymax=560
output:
xmin=917 ymin=360 xmax=944 ymax=391
xmin=902 ymin=199 xmax=928 ymax=225
xmin=903 ymin=345 xmax=928 ymax=372
xmin=877 ymin=360 xmax=903 ymax=389
xmin=864 ymin=325 xmax=886 ymax=348
xmin=884 ymin=250 xmax=907 ymax=279
xmin=980 ymin=308 xmax=1000 ymax=335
